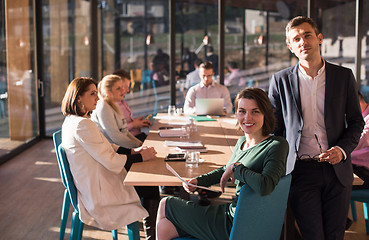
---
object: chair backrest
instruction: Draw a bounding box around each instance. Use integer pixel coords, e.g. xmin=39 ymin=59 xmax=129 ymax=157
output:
xmin=58 ymin=145 xmax=80 ymax=211
xmin=53 ymin=130 xmax=79 ymax=212
xmin=229 ymin=174 xmax=292 ymax=240
xmin=53 ymin=130 xmax=67 ymax=188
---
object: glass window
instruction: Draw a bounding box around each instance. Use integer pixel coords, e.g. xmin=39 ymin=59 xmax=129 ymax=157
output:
xmin=0 ymin=0 xmax=39 ymax=158
xmin=43 ymin=0 xmax=91 ymax=135
xmin=103 ymin=0 xmax=171 ymax=117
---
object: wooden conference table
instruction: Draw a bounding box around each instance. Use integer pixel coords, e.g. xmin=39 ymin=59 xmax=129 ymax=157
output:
xmin=124 ymin=113 xmax=242 ymax=186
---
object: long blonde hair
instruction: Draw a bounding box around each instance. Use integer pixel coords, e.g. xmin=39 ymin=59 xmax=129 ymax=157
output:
xmin=98 ymin=74 xmax=123 ymax=113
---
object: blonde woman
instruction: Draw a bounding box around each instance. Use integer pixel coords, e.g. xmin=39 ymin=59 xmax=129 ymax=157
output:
xmin=91 ymin=74 xmax=160 ymax=239
xmin=91 ymin=74 xmax=142 ymax=148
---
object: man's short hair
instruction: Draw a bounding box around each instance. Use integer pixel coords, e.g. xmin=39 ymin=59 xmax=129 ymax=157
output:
xmin=227 ymin=61 xmax=238 ymax=69
xmin=113 ymin=69 xmax=131 ymax=80
xmin=199 ymin=61 xmax=213 ymax=70
xmin=285 ymin=16 xmax=320 ymax=44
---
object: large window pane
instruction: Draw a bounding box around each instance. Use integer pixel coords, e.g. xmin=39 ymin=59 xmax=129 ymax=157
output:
xmin=104 ymin=0 xmax=171 ymax=117
xmin=224 ymin=1 xmax=306 ymax=100
xmin=43 ymin=0 xmax=91 ymax=135
xmin=0 ymin=0 xmax=39 ymax=157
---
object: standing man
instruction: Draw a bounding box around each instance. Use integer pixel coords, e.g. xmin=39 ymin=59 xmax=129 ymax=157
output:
xmin=268 ymin=16 xmax=364 ymax=239
xmin=184 ymin=61 xmax=232 ymax=115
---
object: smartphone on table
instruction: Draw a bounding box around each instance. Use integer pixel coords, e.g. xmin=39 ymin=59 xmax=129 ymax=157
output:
xmin=164 ymin=153 xmax=187 ymax=161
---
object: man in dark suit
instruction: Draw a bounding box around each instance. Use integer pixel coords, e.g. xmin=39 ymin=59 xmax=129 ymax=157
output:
xmin=269 ymin=16 xmax=364 ymax=239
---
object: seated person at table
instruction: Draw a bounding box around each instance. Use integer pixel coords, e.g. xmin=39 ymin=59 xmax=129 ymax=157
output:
xmin=61 ymin=77 xmax=158 ymax=239
xmin=113 ymin=69 xmax=152 ymax=142
xmin=91 ymin=74 xmax=161 ymax=239
xmin=91 ymin=74 xmax=143 ymax=148
xmin=156 ymin=88 xmax=288 ymax=240
xmin=183 ymin=61 xmax=233 ymax=115
xmin=185 ymin=58 xmax=202 ymax=89
xmin=352 ymin=91 xmax=369 ymax=189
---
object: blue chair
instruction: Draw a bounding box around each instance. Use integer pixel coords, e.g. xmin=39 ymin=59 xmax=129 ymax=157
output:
xmin=52 ymin=130 xmax=140 ymax=240
xmin=175 ymin=174 xmax=292 ymax=240
xmin=350 ymin=189 xmax=369 ymax=235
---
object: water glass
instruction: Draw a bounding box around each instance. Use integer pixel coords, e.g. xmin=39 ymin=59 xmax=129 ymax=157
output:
xmin=168 ymin=105 xmax=176 ymax=115
xmin=180 ymin=126 xmax=190 ymax=140
xmin=186 ymin=151 xmax=199 ymax=168
xmin=189 ymin=118 xmax=197 ymax=132
xmin=176 ymin=108 xmax=183 ymax=115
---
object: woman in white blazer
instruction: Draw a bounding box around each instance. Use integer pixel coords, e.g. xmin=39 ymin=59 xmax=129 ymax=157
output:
xmin=60 ymin=77 xmax=156 ymax=237
xmin=91 ymin=74 xmax=142 ymax=148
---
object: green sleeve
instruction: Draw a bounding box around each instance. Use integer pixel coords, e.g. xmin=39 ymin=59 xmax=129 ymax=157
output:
xmin=234 ymin=137 xmax=288 ymax=196
xmin=196 ymin=137 xmax=245 ymax=187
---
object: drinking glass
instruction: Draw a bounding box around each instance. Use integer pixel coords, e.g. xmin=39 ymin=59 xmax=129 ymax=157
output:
xmin=186 ymin=151 xmax=199 ymax=168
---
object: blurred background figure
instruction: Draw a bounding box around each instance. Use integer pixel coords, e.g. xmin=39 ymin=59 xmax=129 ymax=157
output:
xmin=205 ymin=46 xmax=218 ymax=76
xmin=185 ymin=58 xmax=203 ymax=89
xmin=182 ymin=47 xmax=198 ymax=72
xmin=351 ymin=91 xmax=369 ymax=189
xmin=224 ymin=61 xmax=244 ymax=87
xmin=151 ymin=49 xmax=169 ymax=87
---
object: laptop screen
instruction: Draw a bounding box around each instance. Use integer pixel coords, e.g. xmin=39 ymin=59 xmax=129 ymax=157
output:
xmin=195 ymin=98 xmax=225 ymax=115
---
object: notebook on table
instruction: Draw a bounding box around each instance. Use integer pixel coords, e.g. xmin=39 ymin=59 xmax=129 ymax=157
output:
xmin=195 ymin=98 xmax=225 ymax=116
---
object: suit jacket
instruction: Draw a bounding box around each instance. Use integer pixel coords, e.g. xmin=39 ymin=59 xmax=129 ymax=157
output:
xmin=62 ymin=115 xmax=148 ymax=230
xmin=268 ymin=62 xmax=364 ymax=187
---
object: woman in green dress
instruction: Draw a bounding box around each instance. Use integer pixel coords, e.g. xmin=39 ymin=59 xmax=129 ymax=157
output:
xmin=156 ymin=88 xmax=289 ymax=240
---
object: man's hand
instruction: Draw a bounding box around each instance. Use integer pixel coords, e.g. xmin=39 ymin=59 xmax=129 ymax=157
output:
xmin=319 ymin=147 xmax=344 ymax=165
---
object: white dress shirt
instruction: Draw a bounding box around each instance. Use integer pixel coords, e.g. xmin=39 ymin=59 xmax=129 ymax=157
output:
xmin=183 ymin=81 xmax=233 ymax=115
xmin=297 ymin=61 xmax=346 ymax=159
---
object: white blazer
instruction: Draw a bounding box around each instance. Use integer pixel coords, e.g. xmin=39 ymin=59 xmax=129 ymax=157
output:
xmin=61 ymin=115 xmax=148 ymax=230
xmin=91 ymin=100 xmax=142 ymax=148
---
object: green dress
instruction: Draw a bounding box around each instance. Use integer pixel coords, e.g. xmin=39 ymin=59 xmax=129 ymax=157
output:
xmin=165 ymin=135 xmax=288 ymax=240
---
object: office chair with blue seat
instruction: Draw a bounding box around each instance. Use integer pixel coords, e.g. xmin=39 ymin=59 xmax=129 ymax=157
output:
xmin=52 ymin=130 xmax=140 ymax=240
xmin=175 ymin=174 xmax=292 ymax=240
xmin=350 ymin=189 xmax=369 ymax=235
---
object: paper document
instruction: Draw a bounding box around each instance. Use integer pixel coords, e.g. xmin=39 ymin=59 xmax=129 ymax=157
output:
xmin=165 ymin=163 xmax=220 ymax=193
xmin=164 ymin=140 xmax=204 ymax=148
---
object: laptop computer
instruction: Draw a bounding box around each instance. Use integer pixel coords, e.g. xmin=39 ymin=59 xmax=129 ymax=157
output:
xmin=195 ymin=98 xmax=225 ymax=115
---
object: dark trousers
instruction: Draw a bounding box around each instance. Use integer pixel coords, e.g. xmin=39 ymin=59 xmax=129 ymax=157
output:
xmin=289 ymin=161 xmax=351 ymax=240
xmin=352 ymin=164 xmax=369 ymax=190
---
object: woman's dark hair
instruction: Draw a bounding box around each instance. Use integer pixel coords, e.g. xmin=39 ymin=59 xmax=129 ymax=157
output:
xmin=234 ymin=88 xmax=276 ymax=136
xmin=61 ymin=77 xmax=97 ymax=117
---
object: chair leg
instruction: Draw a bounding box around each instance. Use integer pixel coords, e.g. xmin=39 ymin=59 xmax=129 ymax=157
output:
xmin=351 ymin=200 xmax=357 ymax=221
xmin=126 ymin=221 xmax=140 ymax=240
xmin=112 ymin=229 xmax=118 ymax=240
xmin=70 ymin=211 xmax=80 ymax=240
xmin=60 ymin=189 xmax=71 ymax=240
xmin=363 ymin=202 xmax=369 ymax=235
xmin=77 ymin=220 xmax=84 ymax=240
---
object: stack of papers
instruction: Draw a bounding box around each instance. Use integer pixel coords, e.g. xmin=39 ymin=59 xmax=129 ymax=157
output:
xmin=159 ymin=128 xmax=185 ymax=137
xmin=164 ymin=140 xmax=207 ymax=152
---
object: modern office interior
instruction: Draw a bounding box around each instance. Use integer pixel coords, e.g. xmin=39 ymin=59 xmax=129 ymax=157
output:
xmin=1 ymin=0 xmax=369 ymax=239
